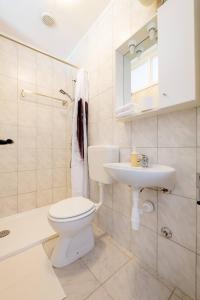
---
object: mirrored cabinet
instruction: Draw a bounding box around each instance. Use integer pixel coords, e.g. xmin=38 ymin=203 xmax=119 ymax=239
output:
xmin=115 ymin=0 xmax=200 ymax=120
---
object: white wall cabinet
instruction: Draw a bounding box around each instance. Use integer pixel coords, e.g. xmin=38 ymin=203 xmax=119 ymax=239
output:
xmin=115 ymin=0 xmax=200 ymax=121
xmin=158 ymin=0 xmax=198 ymax=109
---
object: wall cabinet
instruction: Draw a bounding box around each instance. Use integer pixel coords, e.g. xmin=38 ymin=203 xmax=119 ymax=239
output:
xmin=115 ymin=0 xmax=200 ymax=120
xmin=158 ymin=0 xmax=197 ymax=109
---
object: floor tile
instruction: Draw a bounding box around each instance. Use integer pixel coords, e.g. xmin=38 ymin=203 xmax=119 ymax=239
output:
xmin=54 ymin=259 xmax=99 ymax=300
xmin=82 ymin=235 xmax=130 ymax=283
xmin=158 ymin=236 xmax=195 ymax=299
xmin=0 ymin=245 xmax=65 ymax=300
xmin=104 ymin=259 xmax=172 ymax=300
xmin=170 ymin=295 xmax=181 ymax=300
xmin=86 ymin=286 xmax=113 ymax=300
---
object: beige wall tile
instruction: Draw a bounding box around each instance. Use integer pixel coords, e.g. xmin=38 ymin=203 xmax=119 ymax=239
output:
xmin=98 ymin=118 xmax=113 ymax=144
xmin=113 ymin=0 xmax=131 ymax=49
xmin=18 ymin=170 xmax=36 ymax=194
xmin=158 ymin=194 xmax=196 ymax=251
xmin=102 ymin=184 xmax=113 ymax=209
xmin=18 ymin=101 xmax=37 ymax=127
xmin=197 ymin=255 xmax=200 ymax=300
xmin=0 ymin=124 xmax=17 ymax=145
xmin=0 ymin=148 xmax=17 ymax=172
xmin=37 ymin=169 xmax=52 ymax=191
xmin=113 ymin=183 xmax=132 ymax=217
xmin=37 ymin=105 xmax=53 ymax=129
xmin=97 ymin=205 xmax=113 ymax=236
xmin=0 ymin=101 xmax=18 ymax=126
xmin=18 ymin=126 xmax=36 ymax=148
xmin=99 ymin=57 xmax=113 ymax=94
xmin=0 ymin=195 xmax=17 ymax=217
xmin=0 ymin=48 xmax=18 ymax=79
xmin=0 ymin=38 xmax=71 ymax=218
xmin=113 ymin=120 xmax=131 ymax=147
xmin=37 ymin=148 xmax=52 ymax=169
xmin=99 ymin=88 xmax=113 ymax=121
xmin=158 ymin=236 xmax=196 ymax=299
xmin=120 ymin=148 xmax=131 ymax=162
xmin=0 ymin=172 xmax=17 ymax=197
xmin=197 ymin=205 xmax=200 ymax=254
xmin=53 ymin=149 xmax=67 ymax=168
xmin=37 ymin=189 xmax=52 ymax=207
xmin=140 ymin=189 xmax=158 ymax=232
xmin=53 ymin=187 xmax=68 ymax=203
xmin=0 ymin=75 xmax=17 ymax=101
xmin=53 ymin=168 xmax=67 ymax=188
xmin=89 ymin=179 xmax=99 ymax=204
xmin=18 ymin=147 xmax=36 ymax=171
xmin=18 ymin=66 xmax=36 ymax=87
xmin=132 ymin=117 xmax=157 ymax=147
xmin=158 ymin=109 xmax=196 ymax=147
xmin=36 ymin=127 xmax=52 ymax=149
xmin=131 ymin=225 xmax=157 ymax=272
xmin=52 ymin=128 xmax=67 ymax=148
xmin=130 ymin=0 xmax=157 ymax=35
xmin=197 ymin=107 xmax=200 ymax=147
xmin=158 ymin=148 xmax=196 ymax=199
xmin=88 ymin=122 xmax=99 ymax=146
xmin=18 ymin=192 xmax=36 ymax=212
xmin=112 ymin=210 xmax=131 ymax=250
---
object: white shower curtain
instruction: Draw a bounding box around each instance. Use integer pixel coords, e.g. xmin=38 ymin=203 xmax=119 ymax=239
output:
xmin=71 ymin=68 xmax=89 ymax=198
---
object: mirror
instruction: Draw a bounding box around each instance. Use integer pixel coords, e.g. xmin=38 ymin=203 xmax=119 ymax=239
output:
xmin=116 ymin=16 xmax=159 ymax=113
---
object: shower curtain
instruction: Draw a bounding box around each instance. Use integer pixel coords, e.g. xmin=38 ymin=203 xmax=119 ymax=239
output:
xmin=71 ymin=69 xmax=89 ymax=198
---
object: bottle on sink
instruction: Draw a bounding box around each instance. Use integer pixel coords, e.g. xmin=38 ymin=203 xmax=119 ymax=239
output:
xmin=131 ymin=148 xmax=140 ymax=167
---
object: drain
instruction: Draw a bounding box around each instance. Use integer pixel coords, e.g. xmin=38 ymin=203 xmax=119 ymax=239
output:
xmin=0 ymin=230 xmax=10 ymax=238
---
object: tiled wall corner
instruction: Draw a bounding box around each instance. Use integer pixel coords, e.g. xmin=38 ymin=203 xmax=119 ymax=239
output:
xmin=0 ymin=35 xmax=73 ymax=217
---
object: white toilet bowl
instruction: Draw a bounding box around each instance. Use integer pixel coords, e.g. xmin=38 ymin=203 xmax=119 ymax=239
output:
xmin=48 ymin=197 xmax=96 ymax=268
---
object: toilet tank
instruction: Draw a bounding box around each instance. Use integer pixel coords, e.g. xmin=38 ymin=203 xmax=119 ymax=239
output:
xmin=88 ymin=145 xmax=119 ymax=184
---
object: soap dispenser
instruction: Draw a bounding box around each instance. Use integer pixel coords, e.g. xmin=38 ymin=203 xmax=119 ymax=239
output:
xmin=131 ymin=148 xmax=140 ymax=167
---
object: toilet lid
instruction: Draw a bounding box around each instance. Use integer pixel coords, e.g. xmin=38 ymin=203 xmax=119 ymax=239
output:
xmin=49 ymin=197 xmax=95 ymax=219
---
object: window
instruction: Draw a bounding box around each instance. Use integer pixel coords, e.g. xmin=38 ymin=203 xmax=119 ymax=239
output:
xmin=131 ymin=46 xmax=158 ymax=94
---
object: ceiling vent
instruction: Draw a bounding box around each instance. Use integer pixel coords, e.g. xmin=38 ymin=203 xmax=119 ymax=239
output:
xmin=41 ymin=13 xmax=55 ymax=27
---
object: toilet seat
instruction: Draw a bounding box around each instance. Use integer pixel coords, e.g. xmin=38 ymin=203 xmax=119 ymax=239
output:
xmin=48 ymin=197 xmax=96 ymax=222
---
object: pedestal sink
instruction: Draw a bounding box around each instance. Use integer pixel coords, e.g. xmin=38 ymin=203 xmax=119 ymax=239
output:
xmin=104 ymin=163 xmax=176 ymax=230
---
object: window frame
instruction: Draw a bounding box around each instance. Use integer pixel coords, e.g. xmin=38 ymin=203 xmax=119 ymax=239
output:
xmin=131 ymin=45 xmax=158 ymax=94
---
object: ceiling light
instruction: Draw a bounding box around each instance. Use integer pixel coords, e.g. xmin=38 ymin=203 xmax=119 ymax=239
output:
xmin=128 ymin=40 xmax=137 ymax=55
xmin=138 ymin=0 xmax=155 ymax=6
xmin=147 ymin=22 xmax=157 ymax=41
xmin=41 ymin=13 xmax=55 ymax=27
xmin=136 ymin=46 xmax=143 ymax=58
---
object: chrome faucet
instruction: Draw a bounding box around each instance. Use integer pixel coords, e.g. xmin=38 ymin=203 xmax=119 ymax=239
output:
xmin=139 ymin=154 xmax=149 ymax=168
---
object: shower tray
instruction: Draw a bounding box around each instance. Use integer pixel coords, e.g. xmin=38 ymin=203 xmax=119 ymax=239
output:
xmin=0 ymin=206 xmax=56 ymax=261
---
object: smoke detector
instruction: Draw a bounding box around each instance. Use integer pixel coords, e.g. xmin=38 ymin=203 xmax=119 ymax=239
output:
xmin=41 ymin=13 xmax=55 ymax=27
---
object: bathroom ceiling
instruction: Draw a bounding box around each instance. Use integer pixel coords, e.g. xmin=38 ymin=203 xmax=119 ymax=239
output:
xmin=0 ymin=0 xmax=111 ymax=59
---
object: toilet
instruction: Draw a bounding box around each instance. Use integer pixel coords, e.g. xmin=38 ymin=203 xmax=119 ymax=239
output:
xmin=48 ymin=145 xmax=119 ymax=268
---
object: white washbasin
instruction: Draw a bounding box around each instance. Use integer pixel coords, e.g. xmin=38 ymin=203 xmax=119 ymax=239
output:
xmin=104 ymin=162 xmax=176 ymax=231
xmin=104 ymin=163 xmax=175 ymax=191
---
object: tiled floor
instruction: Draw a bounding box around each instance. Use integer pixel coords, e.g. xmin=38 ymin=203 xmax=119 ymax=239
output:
xmin=43 ymin=226 xmax=191 ymax=300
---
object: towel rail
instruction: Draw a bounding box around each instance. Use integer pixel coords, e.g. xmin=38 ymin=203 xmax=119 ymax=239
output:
xmin=21 ymin=89 xmax=72 ymax=106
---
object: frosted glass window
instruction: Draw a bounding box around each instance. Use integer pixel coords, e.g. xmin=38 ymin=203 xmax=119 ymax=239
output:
xmin=152 ymin=56 xmax=158 ymax=82
xmin=131 ymin=62 xmax=149 ymax=93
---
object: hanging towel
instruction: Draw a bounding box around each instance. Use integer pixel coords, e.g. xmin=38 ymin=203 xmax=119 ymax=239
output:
xmin=71 ymin=69 xmax=89 ymax=197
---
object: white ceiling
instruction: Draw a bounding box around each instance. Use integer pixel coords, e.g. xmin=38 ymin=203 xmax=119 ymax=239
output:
xmin=0 ymin=0 xmax=111 ymax=59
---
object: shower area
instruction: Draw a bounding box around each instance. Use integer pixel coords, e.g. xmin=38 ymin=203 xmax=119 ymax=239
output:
xmin=0 ymin=34 xmax=76 ymax=219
